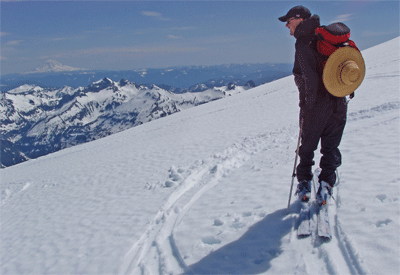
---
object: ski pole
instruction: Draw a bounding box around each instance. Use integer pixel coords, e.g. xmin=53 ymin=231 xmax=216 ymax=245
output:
xmin=287 ymin=119 xmax=303 ymax=211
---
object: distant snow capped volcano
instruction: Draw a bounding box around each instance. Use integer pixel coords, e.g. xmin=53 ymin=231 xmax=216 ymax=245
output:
xmin=24 ymin=60 xmax=84 ymax=74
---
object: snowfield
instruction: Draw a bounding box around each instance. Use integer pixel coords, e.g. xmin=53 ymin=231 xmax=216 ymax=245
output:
xmin=1 ymin=37 xmax=399 ymax=274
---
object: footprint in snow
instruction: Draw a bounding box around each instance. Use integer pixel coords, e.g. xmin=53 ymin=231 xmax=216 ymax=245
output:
xmin=375 ymin=194 xmax=398 ymax=203
xmin=242 ymin=211 xmax=253 ymax=217
xmin=163 ymin=166 xmax=186 ymax=187
xmin=201 ymin=236 xmax=221 ymax=245
xmin=376 ymin=194 xmax=388 ymax=202
xmin=168 ymin=166 xmax=184 ymax=182
xmin=164 ymin=180 xmax=176 ymax=188
xmin=376 ymin=219 xmax=392 ymax=227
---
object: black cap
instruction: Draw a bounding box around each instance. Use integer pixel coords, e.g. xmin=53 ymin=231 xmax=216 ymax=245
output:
xmin=278 ymin=6 xmax=311 ymax=22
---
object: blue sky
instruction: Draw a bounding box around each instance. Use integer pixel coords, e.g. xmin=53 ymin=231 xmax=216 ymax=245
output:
xmin=1 ymin=0 xmax=399 ymax=75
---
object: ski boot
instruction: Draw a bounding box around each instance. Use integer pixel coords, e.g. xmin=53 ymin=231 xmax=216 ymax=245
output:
xmin=316 ymin=181 xmax=333 ymax=206
xmin=295 ymin=180 xmax=312 ymax=202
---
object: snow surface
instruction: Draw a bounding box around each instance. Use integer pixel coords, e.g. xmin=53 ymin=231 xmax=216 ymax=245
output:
xmin=1 ymin=37 xmax=399 ymax=274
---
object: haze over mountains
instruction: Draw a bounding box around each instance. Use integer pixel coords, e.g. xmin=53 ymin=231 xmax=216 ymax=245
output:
xmin=1 ymin=61 xmax=292 ymax=92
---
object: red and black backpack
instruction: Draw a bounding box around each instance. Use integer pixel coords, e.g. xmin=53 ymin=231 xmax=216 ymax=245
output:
xmin=315 ymin=22 xmax=360 ymax=98
xmin=315 ymin=22 xmax=360 ymax=63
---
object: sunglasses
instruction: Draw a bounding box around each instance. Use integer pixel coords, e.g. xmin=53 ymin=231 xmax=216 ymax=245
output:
xmin=286 ymin=17 xmax=302 ymax=25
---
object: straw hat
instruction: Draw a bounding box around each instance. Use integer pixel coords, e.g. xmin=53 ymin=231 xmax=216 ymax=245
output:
xmin=323 ymin=47 xmax=366 ymax=97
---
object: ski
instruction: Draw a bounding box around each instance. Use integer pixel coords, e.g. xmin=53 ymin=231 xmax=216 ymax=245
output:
xmin=297 ymin=175 xmax=316 ymax=237
xmin=295 ymin=168 xmax=337 ymax=239
xmin=312 ymin=168 xmax=332 ymax=239
xmin=317 ymin=203 xmax=332 ymax=239
xmin=297 ymin=201 xmax=312 ymax=237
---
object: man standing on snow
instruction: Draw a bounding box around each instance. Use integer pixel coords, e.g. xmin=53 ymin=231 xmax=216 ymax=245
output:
xmin=279 ymin=6 xmax=347 ymax=205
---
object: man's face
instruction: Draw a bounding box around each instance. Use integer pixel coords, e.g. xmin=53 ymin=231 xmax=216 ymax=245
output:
xmin=286 ymin=17 xmax=304 ymax=36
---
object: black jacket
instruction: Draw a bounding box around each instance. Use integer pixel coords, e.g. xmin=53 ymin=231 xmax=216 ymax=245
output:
xmin=293 ymin=15 xmax=336 ymax=111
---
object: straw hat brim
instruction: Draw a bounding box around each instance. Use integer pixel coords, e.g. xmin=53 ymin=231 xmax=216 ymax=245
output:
xmin=323 ymin=47 xmax=366 ymax=97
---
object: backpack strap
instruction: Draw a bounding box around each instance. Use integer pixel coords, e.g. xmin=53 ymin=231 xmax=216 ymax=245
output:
xmin=316 ymin=39 xmax=338 ymax=56
xmin=347 ymin=40 xmax=360 ymax=52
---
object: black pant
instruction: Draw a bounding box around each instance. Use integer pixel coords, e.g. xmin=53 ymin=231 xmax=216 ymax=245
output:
xmin=296 ymin=98 xmax=347 ymax=186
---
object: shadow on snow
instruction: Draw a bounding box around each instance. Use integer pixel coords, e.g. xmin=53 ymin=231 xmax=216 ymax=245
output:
xmin=184 ymin=204 xmax=299 ymax=274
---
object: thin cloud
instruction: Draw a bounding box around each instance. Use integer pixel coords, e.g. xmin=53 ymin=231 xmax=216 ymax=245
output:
xmin=170 ymin=26 xmax=196 ymax=31
xmin=50 ymin=37 xmax=68 ymax=41
xmin=168 ymin=35 xmax=182 ymax=39
xmin=84 ymin=27 xmax=113 ymax=34
xmin=84 ymin=30 xmax=101 ymax=34
xmin=5 ymin=40 xmax=23 ymax=46
xmin=141 ymin=11 xmax=170 ymax=21
xmin=48 ymin=35 xmax=86 ymax=42
xmin=1 ymin=32 xmax=11 ymax=37
xmin=141 ymin=11 xmax=162 ymax=17
xmin=329 ymin=13 xmax=356 ymax=23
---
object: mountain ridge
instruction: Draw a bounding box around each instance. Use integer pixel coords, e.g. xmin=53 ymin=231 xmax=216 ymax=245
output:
xmin=0 ymin=77 xmax=253 ymax=167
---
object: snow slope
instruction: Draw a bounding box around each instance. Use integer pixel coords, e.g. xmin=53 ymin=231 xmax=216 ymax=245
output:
xmin=1 ymin=37 xmax=399 ymax=274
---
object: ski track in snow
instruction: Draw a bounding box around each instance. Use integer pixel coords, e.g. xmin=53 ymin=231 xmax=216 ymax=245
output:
xmin=308 ymin=185 xmax=372 ymax=275
xmin=121 ymin=128 xmax=297 ymax=274
xmin=1 ymin=180 xmax=34 ymax=206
